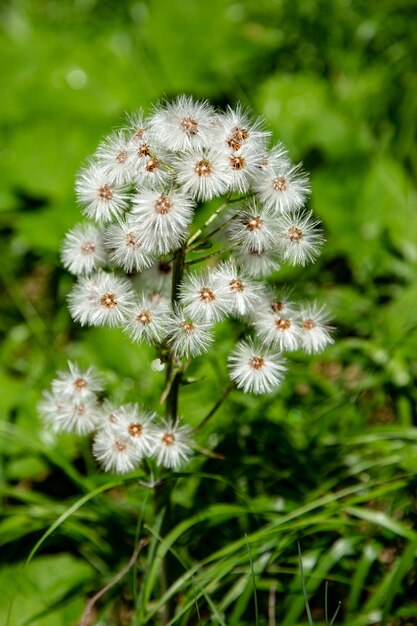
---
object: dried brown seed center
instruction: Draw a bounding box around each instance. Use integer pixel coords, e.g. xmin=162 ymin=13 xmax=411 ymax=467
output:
xmin=270 ymin=300 xmax=284 ymax=314
xmin=80 ymin=241 xmax=96 ymax=255
xmin=133 ymin=127 xmax=144 ymax=140
xmin=98 ymin=185 xmax=113 ymax=200
xmin=195 ymin=159 xmax=213 ymax=177
xmin=146 ymin=157 xmax=159 ymax=172
xmin=128 ymin=422 xmax=143 ymax=437
xmin=162 ymin=433 xmax=176 ymax=447
xmin=116 ymin=150 xmax=128 ymax=164
xmin=136 ymin=310 xmax=152 ymax=325
xmin=275 ymin=318 xmax=291 ymax=330
xmin=230 ymin=155 xmax=246 ymax=170
xmin=287 ymin=227 xmax=303 ymax=241
xmin=74 ymin=378 xmax=87 ymax=390
xmin=249 ymin=356 xmax=265 ymax=370
xmin=155 ymin=195 xmax=173 ymax=215
xmin=125 ymin=232 xmax=138 ymax=247
xmin=138 ymin=143 xmax=150 ymax=157
xmin=181 ymin=322 xmax=195 ymax=334
xmin=303 ymin=318 xmax=315 ymax=330
xmin=229 ymin=279 xmax=244 ymax=293
xmin=245 ymin=216 xmax=263 ymax=231
xmin=158 ymin=261 xmax=172 ymax=275
xmin=115 ymin=439 xmax=127 ymax=452
xmin=272 ymin=176 xmax=288 ymax=191
xmin=181 ymin=116 xmax=199 ymax=135
xmin=232 ymin=126 xmax=249 ymax=142
xmin=100 ymin=292 xmax=117 ymax=308
xmin=199 ymin=288 xmax=216 ymax=302
xmin=75 ymin=404 xmax=86 ymax=416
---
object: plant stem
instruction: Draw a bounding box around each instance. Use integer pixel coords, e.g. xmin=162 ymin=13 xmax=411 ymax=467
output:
xmin=165 ymin=246 xmax=185 ymax=421
xmin=193 ymin=382 xmax=235 ymax=432
xmin=186 ymin=248 xmax=228 ymax=267
xmin=186 ymin=194 xmax=245 ymax=248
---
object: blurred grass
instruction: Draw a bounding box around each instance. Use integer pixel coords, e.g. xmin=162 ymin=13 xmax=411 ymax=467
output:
xmin=1 ymin=0 xmax=417 ymax=624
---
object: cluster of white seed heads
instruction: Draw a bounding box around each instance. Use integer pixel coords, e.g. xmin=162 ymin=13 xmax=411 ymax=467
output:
xmin=39 ymin=96 xmax=333 ymax=474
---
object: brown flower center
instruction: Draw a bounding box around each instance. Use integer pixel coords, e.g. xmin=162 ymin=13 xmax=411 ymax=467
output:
xmin=272 ymin=176 xmax=288 ymax=191
xmin=136 ymin=310 xmax=152 ymax=325
xmin=98 ymin=185 xmax=113 ymax=200
xmin=75 ymin=404 xmax=86 ymax=416
xmin=146 ymin=157 xmax=159 ymax=172
xmin=181 ymin=116 xmax=199 ymax=135
xmin=138 ymin=143 xmax=150 ymax=157
xmin=80 ymin=241 xmax=96 ymax=255
xmin=100 ymin=292 xmax=117 ymax=308
xmin=249 ymin=356 xmax=265 ymax=370
xmin=133 ymin=127 xmax=144 ymax=140
xmin=162 ymin=432 xmax=176 ymax=447
xmin=229 ymin=279 xmax=244 ymax=293
xmin=229 ymin=155 xmax=246 ymax=170
xmin=195 ymin=159 xmax=213 ymax=177
xmin=116 ymin=150 xmax=128 ymax=164
xmin=180 ymin=322 xmax=195 ymax=334
xmin=125 ymin=232 xmax=138 ymax=247
xmin=199 ymin=288 xmax=216 ymax=302
xmin=115 ymin=439 xmax=127 ymax=452
xmin=245 ymin=216 xmax=263 ymax=231
xmin=287 ymin=227 xmax=303 ymax=241
xmin=73 ymin=378 xmax=87 ymax=390
xmin=128 ymin=422 xmax=143 ymax=437
xmin=270 ymin=300 xmax=284 ymax=314
xmin=155 ymin=195 xmax=173 ymax=215
xmin=303 ymin=318 xmax=315 ymax=330
xmin=158 ymin=261 xmax=172 ymax=275
xmin=275 ymin=318 xmax=291 ymax=331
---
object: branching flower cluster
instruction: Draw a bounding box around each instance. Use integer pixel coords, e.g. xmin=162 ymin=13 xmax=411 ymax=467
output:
xmin=39 ymin=96 xmax=333 ymax=474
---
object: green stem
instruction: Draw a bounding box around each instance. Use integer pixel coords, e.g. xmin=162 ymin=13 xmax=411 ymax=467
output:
xmin=165 ymin=245 xmax=185 ymax=421
xmin=186 ymin=194 xmax=245 ymax=248
xmin=193 ymin=383 xmax=235 ymax=432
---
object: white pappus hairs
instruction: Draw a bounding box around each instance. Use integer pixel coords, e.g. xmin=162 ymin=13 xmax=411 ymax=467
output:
xmin=41 ymin=95 xmax=333 ymax=475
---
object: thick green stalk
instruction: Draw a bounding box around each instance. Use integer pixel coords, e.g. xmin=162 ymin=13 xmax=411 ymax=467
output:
xmin=165 ymin=245 xmax=185 ymax=420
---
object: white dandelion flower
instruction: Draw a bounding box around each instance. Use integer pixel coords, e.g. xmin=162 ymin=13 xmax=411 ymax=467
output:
xmin=124 ymin=110 xmax=149 ymax=145
xmin=227 ymin=201 xmax=279 ymax=253
xmin=38 ymin=389 xmax=66 ymax=428
xmin=93 ymin=428 xmax=142 ymax=474
xmin=148 ymin=95 xmax=217 ymax=152
xmin=152 ymin=419 xmax=193 ymax=470
xmin=61 ymin=222 xmax=107 ymax=276
xmin=257 ymin=142 xmax=290 ymax=172
xmin=52 ymin=398 xmax=101 ymax=435
xmin=255 ymin=162 xmax=310 ymax=213
xmin=174 ymin=147 xmax=231 ymax=201
xmin=235 ymin=248 xmax=281 ymax=278
xmin=95 ymin=130 xmax=135 ymax=185
xmin=165 ymin=307 xmax=214 ymax=358
xmin=105 ymin=217 xmax=155 ymax=273
xmin=136 ymin=259 xmax=173 ymax=301
xmin=259 ymin=287 xmax=299 ymax=318
xmin=212 ymin=261 xmax=263 ymax=317
xmin=179 ymin=270 xmax=232 ymax=322
xmin=111 ymin=404 xmax=158 ymax=457
xmin=68 ymin=271 xmax=135 ymax=327
xmin=220 ymin=143 xmax=264 ymax=193
xmin=76 ymin=162 xmax=129 ymax=223
xmin=217 ymin=104 xmax=270 ymax=151
xmin=123 ymin=294 xmax=170 ymax=344
xmin=99 ymin=399 xmax=120 ymax=427
xmin=52 ymin=361 xmax=103 ymax=403
xmin=228 ymin=339 xmax=287 ymax=394
xmin=254 ymin=312 xmax=302 ymax=352
xmin=131 ymin=189 xmax=195 ymax=254
xmin=299 ymin=303 xmax=334 ymax=354
xmin=277 ymin=211 xmax=324 ymax=266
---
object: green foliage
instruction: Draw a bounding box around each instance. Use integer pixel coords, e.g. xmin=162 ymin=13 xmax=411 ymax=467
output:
xmin=1 ymin=0 xmax=417 ymax=624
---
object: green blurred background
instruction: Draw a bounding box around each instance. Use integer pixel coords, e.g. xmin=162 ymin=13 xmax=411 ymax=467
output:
xmin=1 ymin=1 xmax=417 ymax=624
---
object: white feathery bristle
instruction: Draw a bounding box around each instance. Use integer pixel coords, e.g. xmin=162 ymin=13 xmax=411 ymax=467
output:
xmin=220 ymin=143 xmax=264 ymax=194
xmin=254 ymin=162 xmax=310 ymax=213
xmin=152 ymin=419 xmax=193 ymax=469
xmin=227 ymin=201 xmax=279 ymax=254
xmin=165 ymin=306 xmax=214 ymax=358
xmin=52 ymin=361 xmax=103 ymax=402
xmin=68 ymin=271 xmax=135 ymax=327
xmin=299 ymin=303 xmax=334 ymax=354
xmin=179 ymin=270 xmax=232 ymax=323
xmin=131 ymin=188 xmax=195 ymax=254
xmin=253 ymin=312 xmax=302 ymax=352
xmin=174 ymin=147 xmax=231 ymax=201
xmin=61 ymin=222 xmax=107 ymax=276
xmin=93 ymin=427 xmax=142 ymax=474
xmin=76 ymin=162 xmax=129 ymax=223
xmin=95 ymin=130 xmax=135 ymax=185
xmin=110 ymin=404 xmax=158 ymax=457
xmin=234 ymin=248 xmax=281 ymax=278
xmin=123 ymin=294 xmax=170 ymax=344
xmin=148 ymin=95 xmax=217 ymax=152
xmin=212 ymin=261 xmax=264 ymax=317
xmin=276 ymin=211 xmax=324 ymax=266
xmin=228 ymin=338 xmax=287 ymax=394
xmin=105 ymin=217 xmax=155 ymax=273
xmin=216 ymin=104 xmax=271 ymax=151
